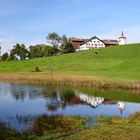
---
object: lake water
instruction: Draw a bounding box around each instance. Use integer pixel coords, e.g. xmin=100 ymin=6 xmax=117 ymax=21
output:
xmin=0 ymin=82 xmax=140 ymax=131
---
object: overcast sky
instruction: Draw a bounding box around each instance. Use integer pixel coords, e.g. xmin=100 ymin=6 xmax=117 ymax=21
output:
xmin=0 ymin=0 xmax=140 ymax=53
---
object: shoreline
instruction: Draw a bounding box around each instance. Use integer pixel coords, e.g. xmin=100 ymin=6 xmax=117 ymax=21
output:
xmin=0 ymin=72 xmax=140 ymax=89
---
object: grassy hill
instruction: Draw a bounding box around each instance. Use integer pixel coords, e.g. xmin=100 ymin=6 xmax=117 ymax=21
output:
xmin=0 ymin=43 xmax=140 ymax=81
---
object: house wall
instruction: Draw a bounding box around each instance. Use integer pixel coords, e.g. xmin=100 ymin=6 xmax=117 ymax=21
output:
xmin=70 ymin=40 xmax=85 ymax=50
xmin=80 ymin=38 xmax=105 ymax=51
xmin=119 ymin=38 xmax=126 ymax=45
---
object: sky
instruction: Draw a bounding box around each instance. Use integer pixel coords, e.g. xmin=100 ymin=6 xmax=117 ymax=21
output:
xmin=0 ymin=0 xmax=140 ymax=53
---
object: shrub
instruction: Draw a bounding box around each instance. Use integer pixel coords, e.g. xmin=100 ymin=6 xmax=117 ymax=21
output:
xmin=35 ymin=66 xmax=41 ymax=72
xmin=32 ymin=115 xmax=80 ymax=135
xmin=95 ymin=51 xmax=98 ymax=54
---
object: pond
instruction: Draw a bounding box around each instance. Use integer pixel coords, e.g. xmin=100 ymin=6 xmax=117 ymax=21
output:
xmin=0 ymin=82 xmax=140 ymax=131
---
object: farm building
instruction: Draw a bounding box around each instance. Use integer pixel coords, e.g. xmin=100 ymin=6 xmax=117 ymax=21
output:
xmin=79 ymin=36 xmax=105 ymax=51
xmin=70 ymin=32 xmax=126 ymax=51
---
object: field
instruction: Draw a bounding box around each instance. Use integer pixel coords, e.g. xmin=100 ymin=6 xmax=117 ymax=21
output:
xmin=0 ymin=43 xmax=140 ymax=82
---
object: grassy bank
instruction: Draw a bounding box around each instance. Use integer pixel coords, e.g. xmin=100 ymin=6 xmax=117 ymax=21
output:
xmin=0 ymin=72 xmax=140 ymax=89
xmin=65 ymin=112 xmax=140 ymax=140
xmin=0 ymin=43 xmax=140 ymax=88
xmin=0 ymin=112 xmax=140 ymax=140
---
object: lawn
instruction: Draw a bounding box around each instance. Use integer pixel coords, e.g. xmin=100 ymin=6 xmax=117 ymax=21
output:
xmin=0 ymin=43 xmax=140 ymax=81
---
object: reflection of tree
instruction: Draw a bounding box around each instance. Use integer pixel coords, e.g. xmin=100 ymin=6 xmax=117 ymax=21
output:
xmin=47 ymin=104 xmax=58 ymax=111
xmin=16 ymin=114 xmax=37 ymax=124
xmin=10 ymin=86 xmax=26 ymax=101
xmin=45 ymin=89 xmax=76 ymax=111
xmin=8 ymin=84 xmax=77 ymax=111
xmin=9 ymin=84 xmax=46 ymax=101
xmin=60 ymin=89 xmax=75 ymax=109
xmin=46 ymin=90 xmax=60 ymax=111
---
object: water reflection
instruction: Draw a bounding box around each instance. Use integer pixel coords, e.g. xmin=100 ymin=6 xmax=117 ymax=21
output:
xmin=0 ymin=83 xmax=139 ymax=131
xmin=76 ymin=92 xmax=126 ymax=115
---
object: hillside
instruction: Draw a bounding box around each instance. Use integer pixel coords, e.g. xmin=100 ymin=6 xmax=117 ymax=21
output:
xmin=0 ymin=43 xmax=140 ymax=81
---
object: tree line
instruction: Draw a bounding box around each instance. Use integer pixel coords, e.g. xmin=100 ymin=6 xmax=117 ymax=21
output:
xmin=1 ymin=33 xmax=75 ymax=61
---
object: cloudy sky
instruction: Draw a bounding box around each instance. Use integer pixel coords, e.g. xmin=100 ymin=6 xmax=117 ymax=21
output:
xmin=0 ymin=0 xmax=140 ymax=53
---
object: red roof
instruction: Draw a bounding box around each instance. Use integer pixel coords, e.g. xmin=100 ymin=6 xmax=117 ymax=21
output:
xmin=119 ymin=36 xmax=126 ymax=39
xmin=70 ymin=38 xmax=87 ymax=42
xmin=70 ymin=38 xmax=88 ymax=49
xmin=102 ymin=39 xmax=119 ymax=45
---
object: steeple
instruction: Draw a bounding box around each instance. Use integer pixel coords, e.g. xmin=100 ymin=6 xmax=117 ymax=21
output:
xmin=122 ymin=31 xmax=124 ymax=36
xmin=119 ymin=31 xmax=126 ymax=45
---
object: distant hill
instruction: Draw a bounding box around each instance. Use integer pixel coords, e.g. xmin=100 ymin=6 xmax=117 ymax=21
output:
xmin=0 ymin=43 xmax=140 ymax=81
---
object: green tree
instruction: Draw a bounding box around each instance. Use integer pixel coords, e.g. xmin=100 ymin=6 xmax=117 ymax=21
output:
xmin=20 ymin=44 xmax=29 ymax=60
xmin=10 ymin=44 xmax=29 ymax=60
xmin=1 ymin=52 xmax=9 ymax=61
xmin=47 ymin=32 xmax=61 ymax=47
xmin=60 ymin=35 xmax=68 ymax=50
xmin=29 ymin=44 xmax=59 ymax=58
xmin=29 ymin=45 xmax=44 ymax=58
xmin=62 ymin=42 xmax=75 ymax=53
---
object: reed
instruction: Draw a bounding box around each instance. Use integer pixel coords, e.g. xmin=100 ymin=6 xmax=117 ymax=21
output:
xmin=0 ymin=73 xmax=140 ymax=90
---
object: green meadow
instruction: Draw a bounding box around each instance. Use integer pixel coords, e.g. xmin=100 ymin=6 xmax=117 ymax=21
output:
xmin=0 ymin=43 xmax=140 ymax=81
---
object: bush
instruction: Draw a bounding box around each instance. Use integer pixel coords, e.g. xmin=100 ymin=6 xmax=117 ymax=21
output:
xmin=1 ymin=52 xmax=9 ymax=61
xmin=95 ymin=51 xmax=98 ymax=54
xmin=32 ymin=115 xmax=80 ymax=135
xmin=35 ymin=66 xmax=41 ymax=72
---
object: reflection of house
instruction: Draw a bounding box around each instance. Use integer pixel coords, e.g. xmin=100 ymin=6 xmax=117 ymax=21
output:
xmin=103 ymin=99 xmax=118 ymax=105
xmin=117 ymin=101 xmax=126 ymax=114
xmin=70 ymin=96 xmax=84 ymax=106
xmin=76 ymin=93 xmax=104 ymax=107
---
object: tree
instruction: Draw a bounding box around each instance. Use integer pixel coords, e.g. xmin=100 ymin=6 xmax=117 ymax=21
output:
xmin=60 ymin=35 xmax=68 ymax=50
xmin=47 ymin=32 xmax=61 ymax=47
xmin=61 ymin=35 xmax=68 ymax=44
xmin=62 ymin=42 xmax=75 ymax=53
xmin=10 ymin=44 xmax=29 ymax=60
xmin=1 ymin=52 xmax=9 ymax=61
xmin=29 ymin=45 xmax=43 ymax=58
xmin=20 ymin=44 xmax=29 ymax=60
xmin=29 ymin=44 xmax=58 ymax=58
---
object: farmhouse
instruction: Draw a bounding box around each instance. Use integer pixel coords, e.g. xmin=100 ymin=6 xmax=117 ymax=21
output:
xmin=79 ymin=36 xmax=105 ymax=51
xmin=70 ymin=32 xmax=126 ymax=51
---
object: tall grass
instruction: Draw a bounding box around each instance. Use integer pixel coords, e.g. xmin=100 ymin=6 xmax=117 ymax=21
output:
xmin=0 ymin=73 xmax=140 ymax=89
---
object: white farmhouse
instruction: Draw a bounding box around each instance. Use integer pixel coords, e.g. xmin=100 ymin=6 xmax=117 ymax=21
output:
xmin=79 ymin=36 xmax=105 ymax=51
